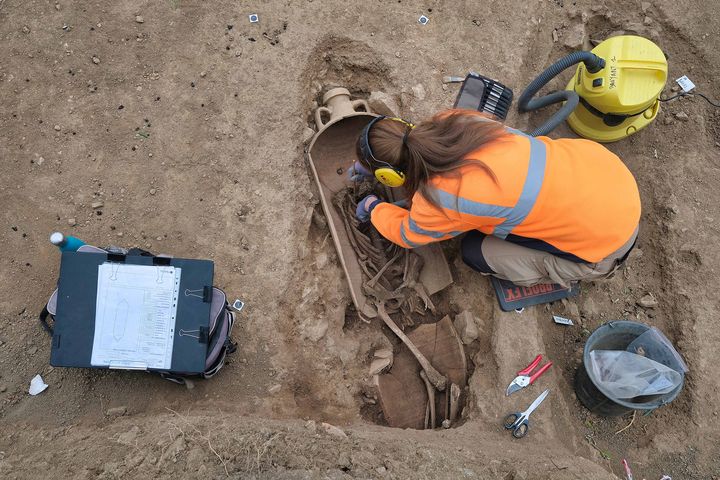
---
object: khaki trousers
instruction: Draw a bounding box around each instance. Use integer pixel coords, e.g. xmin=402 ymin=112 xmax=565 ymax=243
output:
xmin=478 ymin=229 xmax=638 ymax=287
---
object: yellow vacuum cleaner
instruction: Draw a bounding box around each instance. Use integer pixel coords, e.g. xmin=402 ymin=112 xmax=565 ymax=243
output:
xmin=519 ymin=35 xmax=668 ymax=142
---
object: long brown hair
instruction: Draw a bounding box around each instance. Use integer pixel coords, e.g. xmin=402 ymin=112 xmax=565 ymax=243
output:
xmin=358 ymin=109 xmax=506 ymax=208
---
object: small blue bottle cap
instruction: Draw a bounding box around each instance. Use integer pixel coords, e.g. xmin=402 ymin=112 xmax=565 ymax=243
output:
xmin=50 ymin=232 xmax=64 ymax=245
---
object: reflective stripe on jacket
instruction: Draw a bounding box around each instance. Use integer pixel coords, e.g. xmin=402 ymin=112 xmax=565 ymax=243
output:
xmin=370 ymin=128 xmax=641 ymax=263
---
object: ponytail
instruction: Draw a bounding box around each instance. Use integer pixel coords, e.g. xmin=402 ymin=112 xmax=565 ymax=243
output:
xmin=362 ymin=110 xmax=505 ymax=209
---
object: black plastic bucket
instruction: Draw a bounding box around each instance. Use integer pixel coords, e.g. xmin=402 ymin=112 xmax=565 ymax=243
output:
xmin=574 ymin=321 xmax=684 ymax=416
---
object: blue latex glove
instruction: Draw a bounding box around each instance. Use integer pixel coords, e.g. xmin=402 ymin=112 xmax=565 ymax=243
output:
xmin=355 ymin=195 xmax=381 ymax=222
xmin=348 ymin=161 xmax=373 ymax=182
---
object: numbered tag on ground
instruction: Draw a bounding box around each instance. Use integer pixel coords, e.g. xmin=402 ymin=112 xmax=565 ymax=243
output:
xmin=675 ymin=75 xmax=695 ymax=93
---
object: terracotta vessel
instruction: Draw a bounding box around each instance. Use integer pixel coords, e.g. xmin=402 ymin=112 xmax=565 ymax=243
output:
xmin=306 ymin=87 xmax=452 ymax=318
xmin=314 ymin=87 xmax=370 ymax=133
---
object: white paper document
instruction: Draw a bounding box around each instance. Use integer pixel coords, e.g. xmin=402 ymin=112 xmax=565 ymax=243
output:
xmin=91 ymin=263 xmax=181 ymax=369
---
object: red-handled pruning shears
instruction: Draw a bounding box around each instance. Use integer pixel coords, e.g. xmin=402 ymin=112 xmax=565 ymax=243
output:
xmin=505 ymin=354 xmax=553 ymax=396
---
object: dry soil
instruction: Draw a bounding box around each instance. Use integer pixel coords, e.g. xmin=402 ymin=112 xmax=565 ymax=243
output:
xmin=1 ymin=0 xmax=719 ymax=479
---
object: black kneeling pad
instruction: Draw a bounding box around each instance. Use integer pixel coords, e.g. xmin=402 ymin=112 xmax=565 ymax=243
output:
xmin=490 ymin=277 xmax=580 ymax=311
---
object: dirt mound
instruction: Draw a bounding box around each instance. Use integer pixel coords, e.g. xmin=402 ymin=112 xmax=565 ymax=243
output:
xmin=0 ymin=411 xmax=615 ymax=479
xmin=1 ymin=0 xmax=719 ymax=479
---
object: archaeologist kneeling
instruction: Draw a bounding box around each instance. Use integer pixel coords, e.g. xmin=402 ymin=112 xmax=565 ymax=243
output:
xmin=350 ymin=110 xmax=639 ymax=287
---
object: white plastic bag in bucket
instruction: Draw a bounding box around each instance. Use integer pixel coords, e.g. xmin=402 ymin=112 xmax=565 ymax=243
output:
xmin=627 ymin=327 xmax=689 ymax=374
xmin=588 ymin=350 xmax=683 ymax=399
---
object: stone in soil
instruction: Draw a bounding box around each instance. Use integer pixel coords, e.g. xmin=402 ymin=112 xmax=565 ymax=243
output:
xmin=454 ymin=310 xmax=479 ymax=345
xmin=315 ymin=252 xmax=328 ymax=269
xmin=92 ymin=56 xmax=100 ymax=64
xmin=117 ymin=426 xmax=141 ymax=445
xmin=563 ymin=23 xmax=586 ymax=49
xmin=637 ymin=293 xmax=658 ymax=308
xmin=135 ymin=15 xmax=144 ymax=23
xmin=373 ymin=348 xmax=392 ymax=359
xmin=336 ymin=452 xmax=351 ymax=469
xmin=411 ymin=83 xmax=426 ymax=101
xmin=320 ymin=422 xmax=347 ymax=438
xmin=675 ymin=111 xmax=689 ymax=122
xmin=300 ymin=317 xmax=329 ymax=342
xmin=368 ymin=91 xmax=399 ymax=117
xmin=302 ymin=127 xmax=315 ymax=144
xmin=106 ymin=406 xmax=127 ymax=417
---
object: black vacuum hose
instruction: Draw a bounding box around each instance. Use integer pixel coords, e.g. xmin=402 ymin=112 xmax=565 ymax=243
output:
xmin=518 ymin=51 xmax=605 ymax=136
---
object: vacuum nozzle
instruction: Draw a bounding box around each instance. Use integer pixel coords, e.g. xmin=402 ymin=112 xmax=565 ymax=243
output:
xmin=584 ymin=54 xmax=605 ymax=74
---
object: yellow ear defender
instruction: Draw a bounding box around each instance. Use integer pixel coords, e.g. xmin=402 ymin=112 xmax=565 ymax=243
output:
xmin=360 ymin=116 xmax=415 ymax=188
xmin=373 ymin=166 xmax=406 ymax=187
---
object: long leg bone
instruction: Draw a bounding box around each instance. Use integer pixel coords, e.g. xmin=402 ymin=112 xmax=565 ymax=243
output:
xmin=367 ymin=252 xmax=402 ymax=288
xmin=424 ymin=401 xmax=430 ymax=430
xmin=444 ymin=383 xmax=450 ymax=422
xmin=377 ymin=303 xmax=447 ymax=391
xmin=449 ymin=383 xmax=461 ymax=423
xmin=420 ymin=370 xmax=436 ymax=429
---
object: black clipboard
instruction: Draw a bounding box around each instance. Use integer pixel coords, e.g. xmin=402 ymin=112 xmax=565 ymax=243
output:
xmin=50 ymin=251 xmax=213 ymax=374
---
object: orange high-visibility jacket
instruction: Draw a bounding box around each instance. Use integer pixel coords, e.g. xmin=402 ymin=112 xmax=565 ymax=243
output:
xmin=370 ymin=128 xmax=640 ymax=263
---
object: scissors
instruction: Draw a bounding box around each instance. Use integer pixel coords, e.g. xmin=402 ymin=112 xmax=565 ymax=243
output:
xmin=505 ymin=354 xmax=552 ymax=396
xmin=502 ymin=389 xmax=549 ymax=438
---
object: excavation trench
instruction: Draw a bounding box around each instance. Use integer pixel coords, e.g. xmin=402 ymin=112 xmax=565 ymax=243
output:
xmin=304 ymin=83 xmax=473 ymax=430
